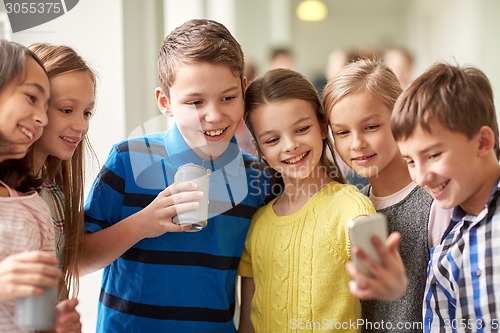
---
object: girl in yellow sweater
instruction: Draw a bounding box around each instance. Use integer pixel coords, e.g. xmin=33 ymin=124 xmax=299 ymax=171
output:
xmin=238 ymin=68 xmax=375 ymax=333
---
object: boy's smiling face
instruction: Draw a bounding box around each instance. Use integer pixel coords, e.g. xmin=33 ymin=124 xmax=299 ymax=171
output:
xmin=157 ymin=62 xmax=245 ymax=160
xmin=397 ymin=120 xmax=487 ymax=214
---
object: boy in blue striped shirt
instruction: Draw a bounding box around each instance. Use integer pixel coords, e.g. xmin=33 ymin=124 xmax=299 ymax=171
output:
xmin=81 ymin=19 xmax=270 ymax=332
xmin=392 ymin=62 xmax=500 ymax=332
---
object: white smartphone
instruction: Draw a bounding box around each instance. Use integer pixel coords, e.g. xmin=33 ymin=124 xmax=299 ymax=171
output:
xmin=348 ymin=213 xmax=388 ymax=274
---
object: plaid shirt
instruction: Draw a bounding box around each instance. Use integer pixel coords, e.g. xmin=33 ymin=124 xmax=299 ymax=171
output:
xmin=424 ymin=179 xmax=500 ymax=333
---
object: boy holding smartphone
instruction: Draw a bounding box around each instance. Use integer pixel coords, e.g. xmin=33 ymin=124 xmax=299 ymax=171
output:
xmin=392 ymin=62 xmax=500 ymax=332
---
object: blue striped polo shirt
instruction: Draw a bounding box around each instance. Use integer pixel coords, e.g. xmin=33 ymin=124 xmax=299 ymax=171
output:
xmin=84 ymin=124 xmax=270 ymax=333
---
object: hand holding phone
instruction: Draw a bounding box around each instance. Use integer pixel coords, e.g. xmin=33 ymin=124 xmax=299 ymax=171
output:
xmin=348 ymin=213 xmax=388 ymax=275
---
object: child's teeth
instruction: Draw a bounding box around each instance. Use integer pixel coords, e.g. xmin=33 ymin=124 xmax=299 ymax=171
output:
xmin=20 ymin=127 xmax=33 ymax=140
xmin=285 ymin=152 xmax=306 ymax=164
xmin=431 ymin=181 xmax=448 ymax=193
xmin=206 ymin=129 xmax=224 ymax=136
xmin=61 ymin=136 xmax=77 ymax=143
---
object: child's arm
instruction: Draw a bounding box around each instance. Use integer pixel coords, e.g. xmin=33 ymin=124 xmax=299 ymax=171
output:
xmin=238 ymin=277 xmax=255 ymax=333
xmin=79 ymin=181 xmax=201 ymax=275
xmin=0 ymin=251 xmax=61 ymax=301
xmin=346 ymin=232 xmax=408 ymax=301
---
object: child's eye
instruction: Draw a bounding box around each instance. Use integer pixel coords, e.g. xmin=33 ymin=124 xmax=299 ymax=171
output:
xmin=26 ymin=94 xmax=36 ymax=103
xmin=222 ymin=96 xmax=236 ymax=101
xmin=429 ymin=152 xmax=442 ymax=160
xmin=264 ymin=137 xmax=279 ymax=145
xmin=296 ymin=126 xmax=310 ymax=134
xmin=84 ymin=110 xmax=94 ymax=119
xmin=404 ymin=159 xmax=415 ymax=166
xmin=187 ymin=100 xmax=202 ymax=106
xmin=365 ymin=124 xmax=380 ymax=131
xmin=60 ymin=108 xmax=72 ymax=114
xmin=334 ymin=130 xmax=349 ymax=137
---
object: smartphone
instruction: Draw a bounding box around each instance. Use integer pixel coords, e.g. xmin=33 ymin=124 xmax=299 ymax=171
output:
xmin=348 ymin=213 xmax=388 ymax=274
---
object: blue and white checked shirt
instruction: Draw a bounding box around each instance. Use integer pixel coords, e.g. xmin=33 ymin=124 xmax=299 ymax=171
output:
xmin=424 ymin=179 xmax=500 ymax=333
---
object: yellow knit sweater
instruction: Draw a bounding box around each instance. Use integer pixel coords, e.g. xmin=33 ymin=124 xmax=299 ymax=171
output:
xmin=239 ymin=182 xmax=375 ymax=333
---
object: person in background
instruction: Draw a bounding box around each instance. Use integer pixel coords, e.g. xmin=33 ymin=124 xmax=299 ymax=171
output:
xmin=244 ymin=60 xmax=257 ymax=83
xmin=268 ymin=47 xmax=294 ymax=70
xmin=383 ymin=47 xmax=414 ymax=88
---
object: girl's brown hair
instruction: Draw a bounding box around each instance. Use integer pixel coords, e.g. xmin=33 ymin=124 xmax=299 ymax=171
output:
xmin=28 ymin=43 xmax=97 ymax=299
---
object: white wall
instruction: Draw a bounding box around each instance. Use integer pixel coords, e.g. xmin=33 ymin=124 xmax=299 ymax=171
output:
xmin=122 ymin=0 xmax=164 ymax=135
xmin=9 ymin=1 xmax=125 ymax=332
xmin=408 ymin=0 xmax=479 ymax=74
xmin=407 ymin=0 xmax=500 ymax=108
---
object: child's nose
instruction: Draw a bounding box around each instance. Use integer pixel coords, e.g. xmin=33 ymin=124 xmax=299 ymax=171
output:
xmin=351 ymin=133 xmax=367 ymax=150
xmin=34 ymin=108 xmax=48 ymax=127
xmin=72 ymin=116 xmax=89 ymax=133
xmin=203 ymin=106 xmax=223 ymax=123
xmin=414 ymin=165 xmax=431 ymax=187
xmin=284 ymin=137 xmax=299 ymax=152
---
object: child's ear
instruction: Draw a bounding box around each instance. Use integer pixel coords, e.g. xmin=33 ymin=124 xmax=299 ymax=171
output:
xmin=251 ymin=140 xmax=265 ymax=161
xmin=320 ymin=122 xmax=328 ymax=140
xmin=155 ymin=87 xmax=172 ymax=117
xmin=251 ymin=139 xmax=261 ymax=158
xmin=242 ymin=76 xmax=248 ymax=93
xmin=477 ymin=125 xmax=496 ymax=157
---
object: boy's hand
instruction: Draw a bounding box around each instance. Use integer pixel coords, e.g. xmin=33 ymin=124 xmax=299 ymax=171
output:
xmin=139 ymin=181 xmax=205 ymax=238
xmin=54 ymin=299 xmax=82 ymax=333
xmin=0 ymin=251 xmax=61 ymax=301
xmin=346 ymin=232 xmax=408 ymax=301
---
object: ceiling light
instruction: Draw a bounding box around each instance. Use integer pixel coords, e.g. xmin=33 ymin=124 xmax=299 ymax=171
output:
xmin=296 ymin=0 xmax=328 ymax=22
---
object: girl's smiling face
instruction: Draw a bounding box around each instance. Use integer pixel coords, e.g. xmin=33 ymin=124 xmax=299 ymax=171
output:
xmin=0 ymin=57 xmax=50 ymax=161
xmin=33 ymin=70 xmax=95 ymax=167
xmin=329 ymin=92 xmax=399 ymax=180
xmin=250 ymin=98 xmax=326 ymax=182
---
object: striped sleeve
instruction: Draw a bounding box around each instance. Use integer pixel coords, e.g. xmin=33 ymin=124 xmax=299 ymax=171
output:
xmin=84 ymin=144 xmax=127 ymax=232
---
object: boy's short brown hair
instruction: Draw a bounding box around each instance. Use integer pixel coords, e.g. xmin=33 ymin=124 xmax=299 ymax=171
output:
xmin=157 ymin=19 xmax=245 ymax=98
xmin=391 ymin=62 xmax=499 ymax=159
